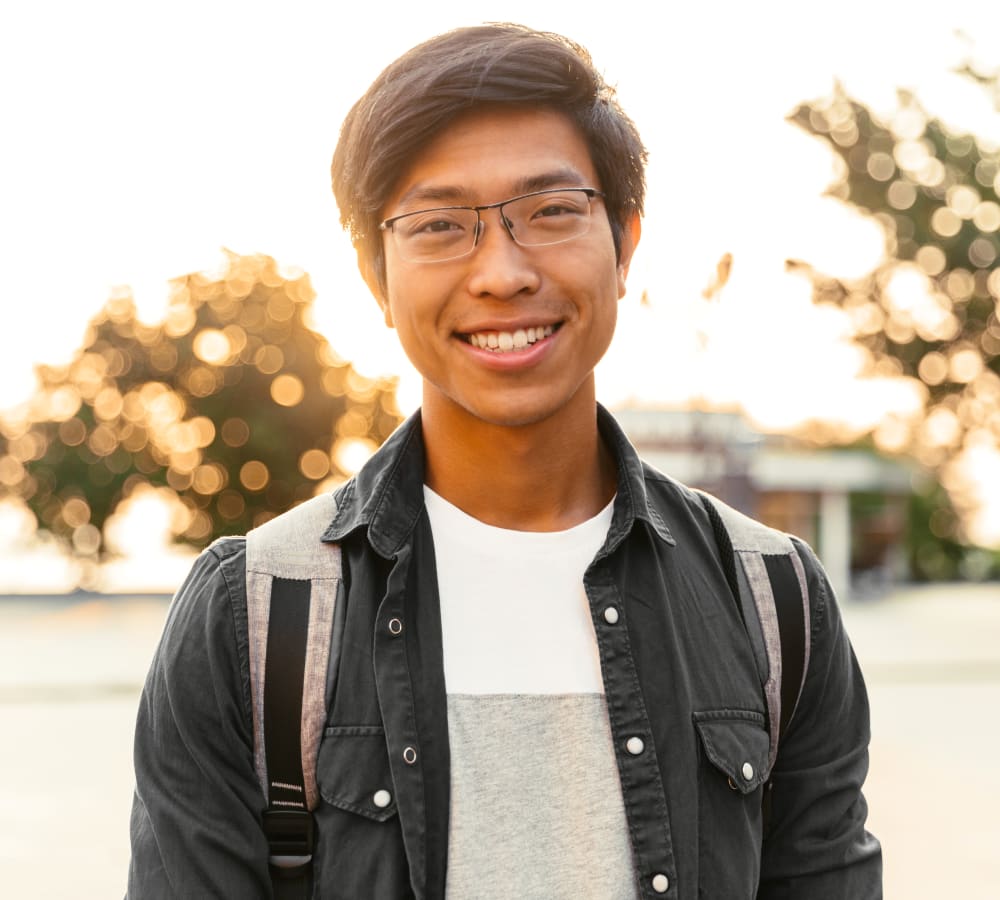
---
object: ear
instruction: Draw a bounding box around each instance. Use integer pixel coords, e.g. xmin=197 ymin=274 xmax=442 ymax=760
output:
xmin=615 ymin=214 xmax=642 ymax=299
xmin=357 ymin=248 xmax=394 ymax=328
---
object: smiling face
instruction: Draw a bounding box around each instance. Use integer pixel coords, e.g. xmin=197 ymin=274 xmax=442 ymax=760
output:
xmin=364 ymin=106 xmax=640 ymax=431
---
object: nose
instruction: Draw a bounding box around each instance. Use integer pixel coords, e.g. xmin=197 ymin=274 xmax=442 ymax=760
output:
xmin=464 ymin=209 xmax=541 ymax=300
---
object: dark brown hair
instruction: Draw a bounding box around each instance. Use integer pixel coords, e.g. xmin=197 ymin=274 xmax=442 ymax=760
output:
xmin=331 ymin=23 xmax=647 ymax=292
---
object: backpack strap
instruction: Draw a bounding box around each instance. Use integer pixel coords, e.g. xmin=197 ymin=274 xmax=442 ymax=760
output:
xmin=697 ymin=492 xmax=811 ymax=774
xmin=246 ymin=493 xmax=342 ymax=895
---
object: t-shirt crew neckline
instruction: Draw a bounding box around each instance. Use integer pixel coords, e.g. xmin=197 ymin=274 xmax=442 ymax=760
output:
xmin=421 ymin=484 xmax=615 ymax=555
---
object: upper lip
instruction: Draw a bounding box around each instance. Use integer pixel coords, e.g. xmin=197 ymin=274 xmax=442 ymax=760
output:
xmin=456 ymin=318 xmax=561 ymax=335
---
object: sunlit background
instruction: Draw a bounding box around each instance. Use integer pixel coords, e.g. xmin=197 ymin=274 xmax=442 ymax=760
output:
xmin=3 ymin=2 xmax=1000 ymax=583
xmin=1 ymin=2 xmax=1000 ymax=897
xmin=3 ymin=1 xmax=1000 ymax=593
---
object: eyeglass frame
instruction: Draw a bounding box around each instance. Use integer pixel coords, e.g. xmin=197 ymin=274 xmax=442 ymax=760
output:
xmin=378 ymin=187 xmax=607 ymax=263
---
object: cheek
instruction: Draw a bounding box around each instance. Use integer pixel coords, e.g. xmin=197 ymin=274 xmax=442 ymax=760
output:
xmin=382 ymin=265 xmax=419 ymax=332
xmin=599 ymin=269 xmax=623 ymax=344
xmin=382 ymin=278 xmax=440 ymax=360
xmin=599 ymin=295 xmax=619 ymax=347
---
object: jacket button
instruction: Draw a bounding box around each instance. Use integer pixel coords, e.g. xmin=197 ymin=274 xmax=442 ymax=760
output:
xmin=626 ymin=736 xmax=644 ymax=755
xmin=388 ymin=617 xmax=403 ymax=636
xmin=402 ymin=746 xmax=417 ymax=765
xmin=373 ymin=790 xmax=392 ymax=808
xmin=742 ymin=762 xmax=755 ymax=781
xmin=652 ymin=873 xmax=670 ymax=893
xmin=603 ymin=606 xmax=620 ymax=625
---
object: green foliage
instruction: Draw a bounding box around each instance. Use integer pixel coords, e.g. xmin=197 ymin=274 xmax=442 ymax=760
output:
xmin=0 ymin=252 xmax=402 ymax=555
xmin=787 ymin=78 xmax=1000 ymax=475
xmin=907 ymin=480 xmax=1000 ymax=581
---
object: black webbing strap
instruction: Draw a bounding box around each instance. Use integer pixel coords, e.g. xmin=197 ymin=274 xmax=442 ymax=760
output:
xmin=763 ymin=554 xmax=806 ymax=738
xmin=263 ymin=577 xmax=314 ymax=899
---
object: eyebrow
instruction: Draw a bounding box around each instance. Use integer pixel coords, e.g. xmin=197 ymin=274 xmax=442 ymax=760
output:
xmin=392 ymin=167 xmax=590 ymax=210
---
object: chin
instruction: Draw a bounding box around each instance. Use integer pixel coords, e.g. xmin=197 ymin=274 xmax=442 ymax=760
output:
xmin=457 ymin=388 xmax=588 ymax=431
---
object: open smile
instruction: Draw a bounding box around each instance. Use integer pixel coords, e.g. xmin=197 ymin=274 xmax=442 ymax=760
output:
xmin=458 ymin=323 xmax=562 ymax=353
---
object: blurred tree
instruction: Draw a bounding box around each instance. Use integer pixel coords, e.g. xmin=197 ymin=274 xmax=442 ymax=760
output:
xmin=906 ymin=479 xmax=972 ymax=580
xmin=788 ymin=63 xmax=1000 ymax=546
xmin=0 ymin=252 xmax=401 ymax=556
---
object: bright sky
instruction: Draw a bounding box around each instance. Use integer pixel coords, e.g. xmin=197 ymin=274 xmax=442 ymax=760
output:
xmin=2 ymin=0 xmax=1000 ymax=568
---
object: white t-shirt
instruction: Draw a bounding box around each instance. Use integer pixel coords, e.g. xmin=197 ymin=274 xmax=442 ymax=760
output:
xmin=423 ymin=486 xmax=639 ymax=900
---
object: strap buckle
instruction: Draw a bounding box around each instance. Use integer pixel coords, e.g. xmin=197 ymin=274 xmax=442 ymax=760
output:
xmin=263 ymin=809 xmax=314 ymax=875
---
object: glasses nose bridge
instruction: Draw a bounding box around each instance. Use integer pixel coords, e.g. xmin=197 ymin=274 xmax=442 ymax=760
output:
xmin=474 ymin=198 xmax=519 ymax=250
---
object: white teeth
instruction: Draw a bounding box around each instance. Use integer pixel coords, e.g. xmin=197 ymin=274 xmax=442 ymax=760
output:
xmin=465 ymin=325 xmax=557 ymax=352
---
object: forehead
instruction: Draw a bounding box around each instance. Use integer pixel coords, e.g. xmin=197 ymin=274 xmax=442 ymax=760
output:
xmin=385 ymin=107 xmax=599 ymax=211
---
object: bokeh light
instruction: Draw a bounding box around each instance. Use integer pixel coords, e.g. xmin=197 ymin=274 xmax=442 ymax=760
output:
xmin=239 ymin=460 xmax=270 ymax=492
xmin=789 ymin=79 xmax=1000 ymax=544
xmin=0 ymin=252 xmax=402 ymax=554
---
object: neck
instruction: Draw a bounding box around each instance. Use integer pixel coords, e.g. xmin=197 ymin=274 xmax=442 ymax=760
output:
xmin=420 ymin=386 xmax=616 ymax=532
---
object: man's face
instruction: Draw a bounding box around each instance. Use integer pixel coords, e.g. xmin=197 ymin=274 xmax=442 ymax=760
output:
xmin=366 ymin=106 xmax=639 ymax=430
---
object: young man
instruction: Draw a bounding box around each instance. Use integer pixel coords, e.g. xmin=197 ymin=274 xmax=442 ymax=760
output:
xmin=129 ymin=24 xmax=882 ymax=899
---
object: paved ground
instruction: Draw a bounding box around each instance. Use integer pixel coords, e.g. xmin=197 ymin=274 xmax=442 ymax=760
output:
xmin=841 ymin=583 xmax=1000 ymax=899
xmin=1 ymin=583 xmax=997 ymax=898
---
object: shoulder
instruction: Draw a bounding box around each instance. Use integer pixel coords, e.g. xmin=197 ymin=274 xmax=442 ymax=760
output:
xmin=785 ymin=535 xmax=835 ymax=639
xmin=638 ymin=455 xmax=832 ymax=620
xmin=246 ymin=493 xmax=341 ymax=579
xmin=169 ymin=536 xmax=247 ymax=622
xmin=204 ymin=535 xmax=247 ymax=583
xmin=637 ymin=459 xmax=715 ymax=536
xmin=247 ymin=493 xmax=338 ymax=544
xmin=639 ymin=458 xmax=703 ymax=509
xmin=637 ymin=458 xmax=782 ymax=558
xmin=153 ymin=537 xmax=252 ymax=715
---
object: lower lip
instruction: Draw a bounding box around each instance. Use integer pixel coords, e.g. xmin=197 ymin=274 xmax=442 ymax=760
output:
xmin=456 ymin=330 xmax=560 ymax=371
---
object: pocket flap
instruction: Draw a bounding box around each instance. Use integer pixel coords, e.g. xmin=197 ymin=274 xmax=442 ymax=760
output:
xmin=692 ymin=710 xmax=769 ymax=795
xmin=317 ymin=727 xmax=398 ymax=822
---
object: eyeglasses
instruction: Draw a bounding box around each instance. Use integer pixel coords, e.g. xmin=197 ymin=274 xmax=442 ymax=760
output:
xmin=379 ymin=187 xmax=606 ymax=263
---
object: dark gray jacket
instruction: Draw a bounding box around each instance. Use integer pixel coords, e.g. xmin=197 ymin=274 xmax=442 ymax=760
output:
xmin=128 ymin=408 xmax=882 ymax=898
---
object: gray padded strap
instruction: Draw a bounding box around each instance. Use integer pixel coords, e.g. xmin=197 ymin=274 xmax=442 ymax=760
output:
xmin=247 ymin=493 xmax=341 ymax=811
xmin=704 ymin=495 xmax=795 ymax=556
xmin=699 ymin=492 xmax=811 ymax=774
xmin=739 ymin=551 xmax=782 ymax=773
xmin=786 ymin=547 xmax=811 ymax=723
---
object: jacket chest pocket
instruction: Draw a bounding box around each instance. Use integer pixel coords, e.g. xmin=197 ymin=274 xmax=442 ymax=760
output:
xmin=312 ymin=726 xmax=414 ymax=899
xmin=691 ymin=709 xmax=769 ymax=899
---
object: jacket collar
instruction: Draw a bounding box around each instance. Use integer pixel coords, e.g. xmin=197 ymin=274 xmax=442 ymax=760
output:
xmin=322 ymin=404 xmax=675 ymax=556
xmin=322 ymin=409 xmax=428 ymax=558
xmin=597 ymin=405 xmax=676 ymax=550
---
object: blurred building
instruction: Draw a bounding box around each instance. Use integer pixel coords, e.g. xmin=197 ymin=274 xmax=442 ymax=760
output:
xmin=614 ymin=407 xmax=915 ymax=600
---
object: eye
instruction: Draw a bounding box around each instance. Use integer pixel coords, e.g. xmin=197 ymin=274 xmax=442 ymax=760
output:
xmin=536 ymin=203 xmax=574 ymax=217
xmin=396 ymin=210 xmax=470 ymax=239
xmin=527 ymin=194 xmax=587 ymax=219
xmin=418 ymin=219 xmax=463 ymax=233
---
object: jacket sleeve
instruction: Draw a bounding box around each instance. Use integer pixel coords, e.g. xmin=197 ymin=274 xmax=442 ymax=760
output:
xmin=127 ymin=540 xmax=272 ymax=899
xmin=757 ymin=539 xmax=883 ymax=899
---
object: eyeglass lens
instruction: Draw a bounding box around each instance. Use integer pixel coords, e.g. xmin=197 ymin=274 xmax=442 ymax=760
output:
xmin=390 ymin=189 xmax=595 ymax=262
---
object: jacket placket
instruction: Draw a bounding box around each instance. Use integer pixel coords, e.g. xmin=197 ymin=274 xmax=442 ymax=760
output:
xmin=586 ymin=560 xmax=679 ymax=899
xmin=372 ymin=542 xmax=431 ymax=898
xmin=372 ymin=530 xmax=451 ymax=900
